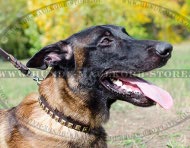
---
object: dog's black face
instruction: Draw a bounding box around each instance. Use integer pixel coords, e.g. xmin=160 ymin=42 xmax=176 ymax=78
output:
xmin=27 ymin=25 xmax=172 ymax=110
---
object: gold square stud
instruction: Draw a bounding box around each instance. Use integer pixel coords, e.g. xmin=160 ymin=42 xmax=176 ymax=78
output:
xmin=75 ymin=125 xmax=82 ymax=131
xmin=54 ymin=115 xmax=59 ymax=122
xmin=49 ymin=111 xmax=54 ymax=118
xmin=41 ymin=104 xmax=45 ymax=109
xmin=45 ymin=108 xmax=49 ymax=113
xmin=67 ymin=123 xmax=73 ymax=128
xmin=60 ymin=119 xmax=66 ymax=125
xmin=82 ymin=127 xmax=89 ymax=132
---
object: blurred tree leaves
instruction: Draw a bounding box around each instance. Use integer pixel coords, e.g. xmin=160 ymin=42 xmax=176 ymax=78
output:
xmin=27 ymin=0 xmax=190 ymax=45
xmin=0 ymin=0 xmax=26 ymax=29
xmin=0 ymin=0 xmax=190 ymax=59
xmin=0 ymin=0 xmax=30 ymax=59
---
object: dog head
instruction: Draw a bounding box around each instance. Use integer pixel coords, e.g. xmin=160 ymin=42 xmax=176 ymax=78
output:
xmin=27 ymin=25 xmax=173 ymax=117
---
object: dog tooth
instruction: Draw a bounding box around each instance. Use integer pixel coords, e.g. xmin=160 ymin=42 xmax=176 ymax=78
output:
xmin=134 ymin=91 xmax=141 ymax=95
xmin=113 ymin=80 xmax=122 ymax=86
xmin=126 ymin=91 xmax=132 ymax=95
xmin=121 ymin=85 xmax=128 ymax=90
xmin=127 ymin=88 xmax=132 ymax=92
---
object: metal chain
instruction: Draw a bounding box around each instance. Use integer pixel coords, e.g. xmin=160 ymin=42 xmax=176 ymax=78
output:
xmin=26 ymin=70 xmax=44 ymax=85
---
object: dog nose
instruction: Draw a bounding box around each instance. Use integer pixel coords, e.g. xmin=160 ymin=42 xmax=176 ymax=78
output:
xmin=155 ymin=43 xmax=173 ymax=58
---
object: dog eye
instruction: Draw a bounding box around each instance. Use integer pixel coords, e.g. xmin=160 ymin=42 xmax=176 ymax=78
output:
xmin=99 ymin=37 xmax=112 ymax=46
xmin=102 ymin=38 xmax=110 ymax=44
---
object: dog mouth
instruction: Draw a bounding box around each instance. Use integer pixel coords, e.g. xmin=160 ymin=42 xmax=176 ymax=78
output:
xmin=100 ymin=71 xmax=173 ymax=109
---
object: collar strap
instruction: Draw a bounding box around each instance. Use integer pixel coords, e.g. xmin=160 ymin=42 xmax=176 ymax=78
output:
xmin=38 ymin=96 xmax=91 ymax=133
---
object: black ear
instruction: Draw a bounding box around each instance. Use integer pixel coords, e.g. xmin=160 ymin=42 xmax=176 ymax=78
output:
xmin=26 ymin=41 xmax=74 ymax=70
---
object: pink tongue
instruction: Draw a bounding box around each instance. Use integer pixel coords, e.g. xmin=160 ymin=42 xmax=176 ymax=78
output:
xmin=120 ymin=77 xmax=173 ymax=109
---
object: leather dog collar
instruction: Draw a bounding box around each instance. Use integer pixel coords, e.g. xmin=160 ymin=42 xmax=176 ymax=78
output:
xmin=38 ymin=96 xmax=91 ymax=133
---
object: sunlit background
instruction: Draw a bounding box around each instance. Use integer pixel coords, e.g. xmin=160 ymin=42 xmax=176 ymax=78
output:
xmin=0 ymin=0 xmax=190 ymax=147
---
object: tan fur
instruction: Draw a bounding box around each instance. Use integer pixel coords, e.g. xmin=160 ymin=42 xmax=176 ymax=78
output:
xmin=0 ymin=74 xmax=107 ymax=148
xmin=74 ymin=48 xmax=86 ymax=71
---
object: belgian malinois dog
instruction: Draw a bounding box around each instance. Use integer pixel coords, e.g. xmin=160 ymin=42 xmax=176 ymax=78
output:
xmin=0 ymin=25 xmax=173 ymax=147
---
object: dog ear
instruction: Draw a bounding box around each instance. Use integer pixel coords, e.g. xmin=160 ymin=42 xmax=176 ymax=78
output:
xmin=26 ymin=41 xmax=74 ymax=70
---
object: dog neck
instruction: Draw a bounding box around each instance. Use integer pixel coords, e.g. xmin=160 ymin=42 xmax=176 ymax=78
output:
xmin=38 ymin=72 xmax=109 ymax=129
xmin=38 ymin=96 xmax=90 ymax=132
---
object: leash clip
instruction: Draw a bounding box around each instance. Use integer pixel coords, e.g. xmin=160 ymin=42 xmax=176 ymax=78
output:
xmin=33 ymin=76 xmax=41 ymax=85
xmin=26 ymin=70 xmax=44 ymax=85
xmin=0 ymin=48 xmax=44 ymax=85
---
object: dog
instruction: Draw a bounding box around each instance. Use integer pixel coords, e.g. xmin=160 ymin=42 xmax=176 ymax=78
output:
xmin=0 ymin=25 xmax=173 ymax=147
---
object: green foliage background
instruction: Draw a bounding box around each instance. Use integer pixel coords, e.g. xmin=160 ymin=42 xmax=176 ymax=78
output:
xmin=0 ymin=0 xmax=190 ymax=59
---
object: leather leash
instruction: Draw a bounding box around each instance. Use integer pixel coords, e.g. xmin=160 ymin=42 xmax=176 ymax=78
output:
xmin=0 ymin=48 xmax=91 ymax=133
xmin=0 ymin=48 xmax=43 ymax=85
